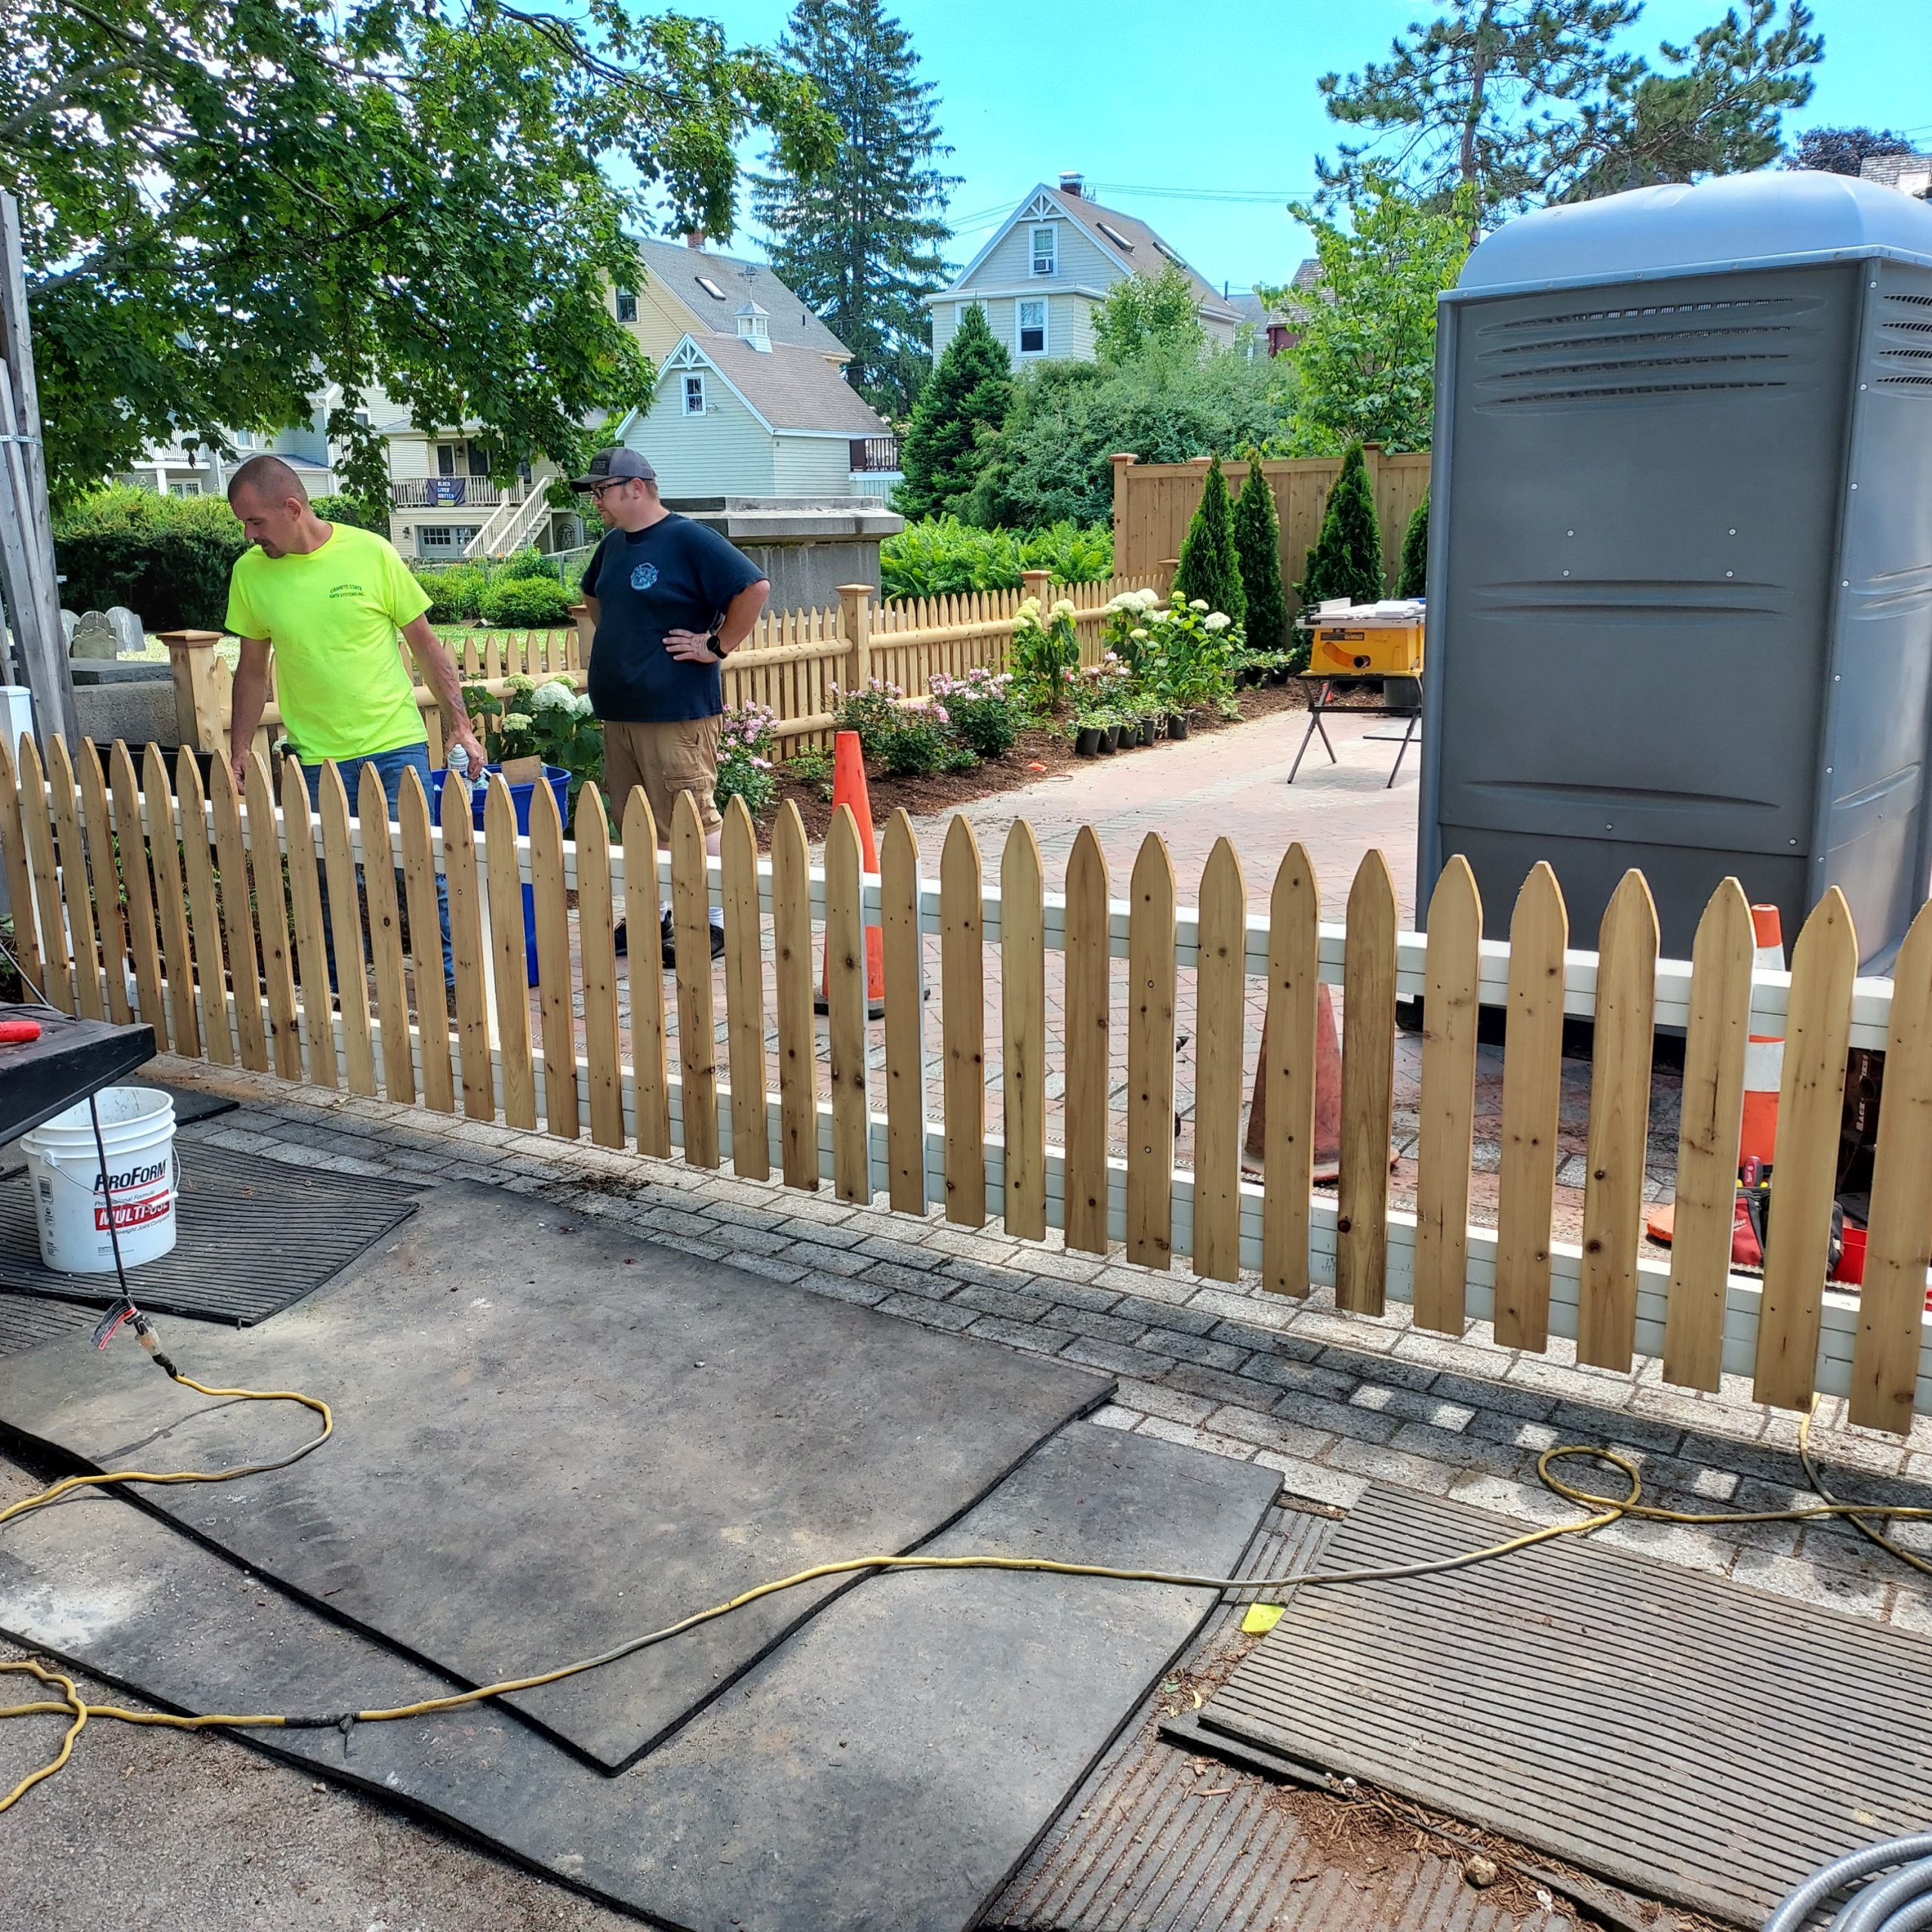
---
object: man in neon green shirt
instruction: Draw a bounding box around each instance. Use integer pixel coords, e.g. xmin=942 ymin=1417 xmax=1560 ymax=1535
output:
xmin=224 ymin=454 xmax=485 ymax=991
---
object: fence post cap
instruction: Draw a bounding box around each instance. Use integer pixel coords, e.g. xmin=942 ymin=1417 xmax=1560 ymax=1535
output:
xmin=833 ymin=583 xmax=875 ymax=598
xmin=156 ymin=629 xmax=224 ymax=647
xmin=1109 ymin=451 xmax=1138 ymax=466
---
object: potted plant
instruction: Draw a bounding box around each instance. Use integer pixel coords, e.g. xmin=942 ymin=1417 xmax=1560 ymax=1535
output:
xmin=1072 ymin=717 xmax=1102 ymax=757
xmin=1097 ymin=708 xmax=1121 ymax=754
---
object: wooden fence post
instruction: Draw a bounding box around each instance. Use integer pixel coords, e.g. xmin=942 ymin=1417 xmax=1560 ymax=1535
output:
xmin=837 ymin=583 xmax=873 ymax=695
xmin=1109 ymin=451 xmax=1137 ymax=573
xmin=160 ymin=630 xmax=226 ymax=752
xmin=569 ymin=601 xmax=593 ymax=675
xmin=1020 ymin=568 xmax=1052 ymax=610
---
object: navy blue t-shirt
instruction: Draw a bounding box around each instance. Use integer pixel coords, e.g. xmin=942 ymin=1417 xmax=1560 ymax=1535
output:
xmin=581 ymin=514 xmax=767 ymax=723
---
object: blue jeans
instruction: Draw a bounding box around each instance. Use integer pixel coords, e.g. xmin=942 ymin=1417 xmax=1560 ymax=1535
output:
xmin=298 ymin=743 xmax=454 ymax=988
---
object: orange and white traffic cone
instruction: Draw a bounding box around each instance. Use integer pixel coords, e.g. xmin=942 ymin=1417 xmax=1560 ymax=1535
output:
xmin=1740 ymin=902 xmax=1786 ymax=1168
xmin=817 ymin=729 xmax=886 ymax=1020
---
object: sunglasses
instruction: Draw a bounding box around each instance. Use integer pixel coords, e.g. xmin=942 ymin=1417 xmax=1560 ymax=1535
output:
xmin=588 ymin=479 xmax=632 ymax=500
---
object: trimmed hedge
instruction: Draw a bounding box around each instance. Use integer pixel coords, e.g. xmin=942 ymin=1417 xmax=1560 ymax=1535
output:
xmin=879 ymin=516 xmax=1113 ymax=599
xmin=478 ymin=575 xmax=575 ymax=626
xmin=53 ymin=487 xmax=245 ymax=629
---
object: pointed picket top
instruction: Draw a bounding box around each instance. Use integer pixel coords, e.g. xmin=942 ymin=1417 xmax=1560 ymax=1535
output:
xmin=1069 ymin=822 xmax=1109 ymax=900
xmin=1600 ymin=866 xmax=1660 ymax=956
xmin=1131 ymin=828 xmax=1176 ymax=908
xmin=1001 ymin=817 xmax=1044 ymax=900
xmin=1663 ymin=877 xmax=1754 ymax=1392
xmin=943 ymin=811 xmax=982 ymax=889
xmin=1347 ymin=844 xmax=1396 ymax=929
xmin=1270 ymin=840 xmax=1318 ymax=931
xmin=1414 ymin=854 xmax=1482 ymax=1336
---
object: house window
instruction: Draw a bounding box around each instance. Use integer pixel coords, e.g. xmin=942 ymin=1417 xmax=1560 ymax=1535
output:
xmin=1030 ymin=226 xmax=1057 ymax=277
xmin=683 ymin=374 xmax=706 ymax=416
xmin=615 ymin=288 xmax=638 ymax=322
xmin=435 ymin=442 xmax=457 ymax=476
xmin=168 ymin=480 xmax=202 ymax=497
xmin=694 ymin=275 xmax=728 ymax=301
xmin=1017 ymin=299 xmax=1047 ymax=356
xmin=416 ymin=525 xmax=477 ymax=554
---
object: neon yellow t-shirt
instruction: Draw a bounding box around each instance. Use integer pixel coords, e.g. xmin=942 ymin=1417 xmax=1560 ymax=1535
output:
xmin=223 ymin=525 xmax=432 ymax=760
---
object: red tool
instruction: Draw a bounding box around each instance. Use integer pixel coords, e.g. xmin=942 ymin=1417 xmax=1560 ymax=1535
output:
xmin=0 ymin=1020 xmax=42 ymax=1044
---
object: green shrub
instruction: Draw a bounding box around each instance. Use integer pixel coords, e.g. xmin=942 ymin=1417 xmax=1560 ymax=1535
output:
xmin=1398 ymin=492 xmax=1429 ymax=598
xmin=52 ymin=485 xmax=245 ymax=629
xmin=880 ymin=518 xmax=1026 ymax=598
xmin=478 ymin=575 xmax=574 ymax=626
xmin=497 ymin=547 xmax=561 ymax=582
xmin=1231 ymin=455 xmax=1288 ymax=649
xmin=414 ymin=572 xmax=464 ymax=621
xmin=714 ymin=703 xmax=779 ymax=818
xmin=785 ymin=748 xmax=836 ymax=801
xmin=1018 ymin=521 xmax=1113 ymax=583
xmin=441 ymin=562 xmax=490 ymax=620
xmin=830 ymin=677 xmax=968 ymax=776
xmin=830 ymin=678 xmax=907 ymax=764
xmin=1010 ymin=595 xmax=1081 ymax=713
xmin=310 ymin=493 xmax=389 ymax=534
xmin=1299 ymin=442 xmax=1385 ymax=608
xmin=1174 ymin=455 xmax=1245 ymax=625
xmin=896 ymin=303 xmax=1013 ymax=521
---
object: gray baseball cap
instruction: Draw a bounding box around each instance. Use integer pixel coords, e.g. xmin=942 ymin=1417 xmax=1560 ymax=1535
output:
xmin=568 ymin=447 xmax=656 ymax=492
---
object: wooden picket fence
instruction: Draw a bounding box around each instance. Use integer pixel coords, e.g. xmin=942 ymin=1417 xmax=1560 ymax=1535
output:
xmin=3 ymin=731 xmax=1926 ymax=1435
xmin=157 ymin=572 xmax=1160 ymax=766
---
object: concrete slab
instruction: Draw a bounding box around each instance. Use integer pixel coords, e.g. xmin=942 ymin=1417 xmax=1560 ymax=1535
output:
xmin=0 ymin=1184 xmax=1111 ymax=1770
xmin=0 ymin=1422 xmax=1278 ymax=1932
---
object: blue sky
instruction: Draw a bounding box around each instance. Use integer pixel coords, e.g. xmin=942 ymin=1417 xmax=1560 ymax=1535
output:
xmin=701 ymin=0 xmax=1928 ymax=297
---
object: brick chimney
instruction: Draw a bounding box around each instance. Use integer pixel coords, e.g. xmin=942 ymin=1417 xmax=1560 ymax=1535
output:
xmin=683 ymin=231 xmax=706 ymax=250
xmin=1058 ymin=171 xmax=1083 ymax=199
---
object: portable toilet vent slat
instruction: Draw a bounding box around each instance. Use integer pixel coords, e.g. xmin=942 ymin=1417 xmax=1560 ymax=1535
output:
xmin=1418 ymin=171 xmax=1932 ymax=971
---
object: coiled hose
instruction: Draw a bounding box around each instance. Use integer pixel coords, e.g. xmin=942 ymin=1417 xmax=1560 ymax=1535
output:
xmin=1764 ymin=1835 xmax=1932 ymax=1931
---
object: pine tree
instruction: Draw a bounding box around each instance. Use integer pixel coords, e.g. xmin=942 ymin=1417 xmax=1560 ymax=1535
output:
xmin=1174 ymin=455 xmax=1245 ymax=623
xmin=1398 ymin=492 xmax=1429 ymax=598
xmin=751 ymin=0 xmax=958 ymax=420
xmin=895 ymin=304 xmax=1011 ymax=520
xmin=1230 ymin=455 xmax=1287 ymax=649
xmin=1300 ymin=444 xmax=1386 ymax=608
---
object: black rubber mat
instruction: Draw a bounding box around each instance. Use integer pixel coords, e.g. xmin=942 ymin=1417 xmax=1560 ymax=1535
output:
xmin=988 ymin=1502 xmax=1601 ymax=1932
xmin=0 ymin=1423 xmax=1277 ymax=1932
xmin=1197 ymin=1484 xmax=1932 ymax=1927
xmin=0 ymin=1142 xmax=420 ymax=1325
xmin=0 ymin=1184 xmax=1117 ymax=1771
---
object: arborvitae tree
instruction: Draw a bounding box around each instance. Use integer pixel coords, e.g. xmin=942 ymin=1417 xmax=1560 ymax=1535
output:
xmin=1230 ymin=454 xmax=1287 ymax=649
xmin=751 ymin=0 xmax=958 ymax=420
xmin=1299 ymin=443 xmax=1385 ymax=608
xmin=895 ymin=304 xmax=1011 ymax=520
xmin=1398 ymin=491 xmax=1429 ymax=598
xmin=1174 ymin=455 xmax=1245 ymax=623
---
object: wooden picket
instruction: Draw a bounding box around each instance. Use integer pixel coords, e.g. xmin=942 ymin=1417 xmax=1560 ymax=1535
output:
xmin=10 ymin=731 xmax=1927 ymax=1438
xmin=1001 ymin=821 xmax=1047 ymax=1244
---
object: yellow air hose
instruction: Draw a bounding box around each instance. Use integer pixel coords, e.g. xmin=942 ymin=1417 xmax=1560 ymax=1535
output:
xmin=4 ymin=1361 xmax=1929 ymax=1817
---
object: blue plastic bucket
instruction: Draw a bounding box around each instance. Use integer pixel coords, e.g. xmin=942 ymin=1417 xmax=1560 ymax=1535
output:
xmin=427 ymin=764 xmax=572 ymax=986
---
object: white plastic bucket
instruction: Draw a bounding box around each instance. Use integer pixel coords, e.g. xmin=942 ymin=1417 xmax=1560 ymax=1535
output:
xmin=21 ymin=1087 xmax=178 ymax=1274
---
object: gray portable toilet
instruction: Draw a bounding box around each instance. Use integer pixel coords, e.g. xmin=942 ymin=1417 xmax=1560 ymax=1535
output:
xmin=1417 ymin=171 xmax=1932 ymax=971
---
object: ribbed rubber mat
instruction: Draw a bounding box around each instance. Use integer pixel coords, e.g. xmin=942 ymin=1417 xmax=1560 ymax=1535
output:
xmin=0 ymin=1143 xmax=420 ymax=1326
xmin=0 ymin=1290 xmax=94 ymax=1358
xmin=989 ymin=1503 xmax=1571 ymax=1932
xmin=1198 ymin=1484 xmax=1932 ymax=1927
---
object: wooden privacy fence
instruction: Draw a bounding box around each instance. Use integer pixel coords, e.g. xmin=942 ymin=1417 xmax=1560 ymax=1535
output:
xmin=157 ymin=571 xmax=1161 ymax=763
xmin=1111 ymin=448 xmax=1431 ymax=613
xmin=4 ymin=731 xmax=1926 ymax=1436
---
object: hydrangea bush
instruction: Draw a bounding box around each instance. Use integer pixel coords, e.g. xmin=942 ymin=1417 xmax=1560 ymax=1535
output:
xmin=461 ymin=673 xmax=603 ymax=820
xmin=1011 ymin=594 xmax=1081 ymax=712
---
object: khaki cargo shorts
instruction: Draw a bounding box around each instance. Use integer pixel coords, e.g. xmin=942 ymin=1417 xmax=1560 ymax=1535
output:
xmin=601 ymin=716 xmax=721 ymax=838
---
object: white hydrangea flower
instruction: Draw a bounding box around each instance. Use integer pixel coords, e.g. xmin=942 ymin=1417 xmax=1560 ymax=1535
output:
xmin=1051 ymin=598 xmax=1076 ymax=618
xmin=1130 ymin=626 xmax=1149 ymax=640
xmin=571 ymin=694 xmax=594 ymax=718
xmin=531 ymin=680 xmax=574 ymax=711
xmin=1188 ymin=598 xmax=1210 ymax=612
xmin=1204 ymin=613 xmax=1232 ymax=632
xmin=500 ymin=712 xmax=532 ymax=732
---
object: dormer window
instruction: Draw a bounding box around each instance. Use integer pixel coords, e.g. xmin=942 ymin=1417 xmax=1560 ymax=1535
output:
xmin=735 ymin=303 xmax=771 ymax=352
xmin=1030 ymin=226 xmax=1057 ymax=277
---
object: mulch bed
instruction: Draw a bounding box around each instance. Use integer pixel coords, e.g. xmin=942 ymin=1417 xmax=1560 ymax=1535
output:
xmin=771 ymin=678 xmax=1310 ymax=841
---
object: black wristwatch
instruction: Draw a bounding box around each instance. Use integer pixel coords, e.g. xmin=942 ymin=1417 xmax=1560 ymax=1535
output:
xmin=707 ymin=629 xmax=727 ymax=658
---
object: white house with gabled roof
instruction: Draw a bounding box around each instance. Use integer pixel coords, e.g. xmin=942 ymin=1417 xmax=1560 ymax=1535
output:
xmin=925 ymin=173 xmax=1244 ymax=365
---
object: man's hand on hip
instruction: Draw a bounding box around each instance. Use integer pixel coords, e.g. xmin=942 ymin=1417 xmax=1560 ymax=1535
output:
xmin=663 ymin=628 xmax=720 ymax=666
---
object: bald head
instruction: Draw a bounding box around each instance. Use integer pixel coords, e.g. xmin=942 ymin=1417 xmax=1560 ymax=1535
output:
xmin=227 ymin=454 xmax=308 ymax=510
xmin=228 ymin=454 xmax=330 ymax=558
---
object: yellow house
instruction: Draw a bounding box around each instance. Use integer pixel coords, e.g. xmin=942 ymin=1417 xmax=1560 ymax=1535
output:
xmin=611 ymin=235 xmax=854 ymax=372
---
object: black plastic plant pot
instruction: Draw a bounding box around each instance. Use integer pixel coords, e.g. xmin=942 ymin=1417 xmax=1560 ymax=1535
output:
xmin=1167 ymin=712 xmax=1189 ymax=740
xmin=1075 ymin=726 xmax=1102 ymax=756
xmin=1100 ymin=724 xmax=1120 ymax=753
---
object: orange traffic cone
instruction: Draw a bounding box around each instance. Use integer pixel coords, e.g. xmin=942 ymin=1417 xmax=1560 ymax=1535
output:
xmin=818 ymin=729 xmax=886 ymax=1020
xmin=1243 ymin=983 xmax=1343 ymax=1183
xmin=1740 ymin=903 xmax=1786 ymax=1168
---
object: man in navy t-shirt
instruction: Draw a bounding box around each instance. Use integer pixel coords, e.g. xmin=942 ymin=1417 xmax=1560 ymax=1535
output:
xmin=573 ymin=448 xmax=769 ymax=964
